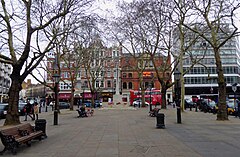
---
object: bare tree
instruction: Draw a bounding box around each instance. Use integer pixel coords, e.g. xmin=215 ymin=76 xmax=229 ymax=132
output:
xmin=82 ymin=35 xmax=106 ymax=108
xmin=182 ymin=0 xmax=240 ymax=120
xmin=0 ymin=0 xmax=94 ymax=125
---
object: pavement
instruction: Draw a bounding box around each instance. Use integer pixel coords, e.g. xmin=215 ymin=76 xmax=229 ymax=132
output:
xmin=0 ymin=103 xmax=240 ymax=157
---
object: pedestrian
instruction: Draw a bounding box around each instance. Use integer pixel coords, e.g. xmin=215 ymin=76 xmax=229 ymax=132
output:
xmin=77 ymin=104 xmax=87 ymax=117
xmin=237 ymin=100 xmax=240 ymax=118
xmin=77 ymin=99 xmax=81 ymax=108
xmin=24 ymin=101 xmax=33 ymax=121
xmin=33 ymin=102 xmax=39 ymax=120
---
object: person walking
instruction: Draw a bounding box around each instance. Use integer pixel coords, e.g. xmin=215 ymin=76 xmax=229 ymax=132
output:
xmin=237 ymin=100 xmax=240 ymax=118
xmin=33 ymin=102 xmax=39 ymax=120
xmin=24 ymin=101 xmax=33 ymax=121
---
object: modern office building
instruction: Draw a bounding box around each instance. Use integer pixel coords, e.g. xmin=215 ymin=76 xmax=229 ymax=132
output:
xmin=174 ymin=25 xmax=240 ymax=100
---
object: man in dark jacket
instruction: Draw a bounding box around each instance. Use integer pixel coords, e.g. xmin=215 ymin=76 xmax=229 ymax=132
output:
xmin=24 ymin=101 xmax=33 ymax=121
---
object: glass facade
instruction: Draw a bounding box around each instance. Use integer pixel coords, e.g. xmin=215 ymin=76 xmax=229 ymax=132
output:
xmin=180 ymin=29 xmax=240 ymax=97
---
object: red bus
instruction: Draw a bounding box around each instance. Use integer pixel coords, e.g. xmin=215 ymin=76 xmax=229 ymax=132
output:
xmin=129 ymin=89 xmax=162 ymax=106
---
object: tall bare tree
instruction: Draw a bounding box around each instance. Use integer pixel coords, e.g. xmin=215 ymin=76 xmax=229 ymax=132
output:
xmin=112 ymin=0 xmax=192 ymax=108
xmin=182 ymin=0 xmax=240 ymax=120
xmin=0 ymin=0 xmax=94 ymax=125
xmin=82 ymin=35 xmax=106 ymax=108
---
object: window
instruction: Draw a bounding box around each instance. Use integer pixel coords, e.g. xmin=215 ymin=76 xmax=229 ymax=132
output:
xmin=85 ymin=81 xmax=88 ymax=88
xmin=100 ymin=81 xmax=104 ymax=87
xmin=101 ymin=71 xmax=104 ymax=77
xmin=60 ymin=82 xmax=72 ymax=90
xmin=96 ymin=80 xmax=99 ymax=88
xmin=113 ymin=50 xmax=115 ymax=57
xmin=149 ymin=60 xmax=153 ymax=67
xmin=123 ymin=73 xmax=127 ymax=78
xmin=107 ymin=80 xmax=111 ymax=87
xmin=77 ymin=71 xmax=81 ymax=78
xmin=145 ymin=82 xmax=149 ymax=88
xmin=123 ymin=82 xmax=127 ymax=89
xmin=107 ymin=71 xmax=111 ymax=77
xmin=63 ymin=72 xmax=69 ymax=78
xmin=129 ymin=82 xmax=133 ymax=89
xmin=128 ymin=73 xmax=132 ymax=78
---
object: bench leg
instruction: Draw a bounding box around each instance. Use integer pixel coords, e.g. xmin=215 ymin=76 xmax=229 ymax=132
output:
xmin=26 ymin=141 xmax=31 ymax=147
xmin=0 ymin=142 xmax=18 ymax=155
xmin=0 ymin=147 xmax=7 ymax=155
xmin=11 ymin=147 xmax=17 ymax=155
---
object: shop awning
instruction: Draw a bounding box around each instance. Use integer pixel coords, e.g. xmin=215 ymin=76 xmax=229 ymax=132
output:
xmin=59 ymin=93 xmax=71 ymax=99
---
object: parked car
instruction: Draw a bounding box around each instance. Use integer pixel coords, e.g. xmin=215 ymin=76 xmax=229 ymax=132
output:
xmin=199 ymin=99 xmax=217 ymax=113
xmin=59 ymin=102 xmax=70 ymax=109
xmin=83 ymin=101 xmax=92 ymax=107
xmin=94 ymin=100 xmax=102 ymax=108
xmin=226 ymin=99 xmax=237 ymax=115
xmin=18 ymin=102 xmax=27 ymax=116
xmin=207 ymin=100 xmax=218 ymax=113
xmin=133 ymin=100 xmax=149 ymax=107
xmin=0 ymin=103 xmax=9 ymax=119
xmin=184 ymin=99 xmax=196 ymax=109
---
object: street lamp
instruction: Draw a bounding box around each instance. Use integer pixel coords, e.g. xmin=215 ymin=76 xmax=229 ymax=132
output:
xmin=52 ymin=73 xmax=60 ymax=125
xmin=174 ymin=68 xmax=181 ymax=124
xmin=232 ymin=83 xmax=237 ymax=113
xmin=82 ymin=83 xmax=86 ymax=107
xmin=149 ymin=84 xmax=152 ymax=111
xmin=138 ymin=88 xmax=141 ymax=108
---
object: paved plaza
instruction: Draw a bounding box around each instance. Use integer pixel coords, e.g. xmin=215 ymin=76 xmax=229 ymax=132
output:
xmin=0 ymin=104 xmax=240 ymax=157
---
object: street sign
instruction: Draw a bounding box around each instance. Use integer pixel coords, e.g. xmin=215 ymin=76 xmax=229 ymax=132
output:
xmin=232 ymin=86 xmax=237 ymax=93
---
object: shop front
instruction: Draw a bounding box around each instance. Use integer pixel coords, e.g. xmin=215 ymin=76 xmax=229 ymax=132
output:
xmin=59 ymin=93 xmax=71 ymax=102
xmin=101 ymin=92 xmax=113 ymax=102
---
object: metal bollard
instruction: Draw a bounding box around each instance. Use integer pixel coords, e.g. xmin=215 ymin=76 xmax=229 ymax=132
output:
xmin=177 ymin=106 xmax=181 ymax=124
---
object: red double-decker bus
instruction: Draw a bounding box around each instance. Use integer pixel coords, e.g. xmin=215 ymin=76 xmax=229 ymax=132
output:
xmin=129 ymin=89 xmax=162 ymax=106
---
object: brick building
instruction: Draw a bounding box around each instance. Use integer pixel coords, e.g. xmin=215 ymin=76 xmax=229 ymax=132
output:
xmin=121 ymin=53 xmax=173 ymax=102
xmin=46 ymin=42 xmax=122 ymax=103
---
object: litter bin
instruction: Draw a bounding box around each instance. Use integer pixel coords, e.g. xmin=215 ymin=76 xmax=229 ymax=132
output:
xmin=156 ymin=113 xmax=165 ymax=128
xmin=35 ymin=119 xmax=47 ymax=138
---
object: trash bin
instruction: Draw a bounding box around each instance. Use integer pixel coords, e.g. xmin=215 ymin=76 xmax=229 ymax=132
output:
xmin=35 ymin=119 xmax=47 ymax=138
xmin=156 ymin=113 xmax=165 ymax=128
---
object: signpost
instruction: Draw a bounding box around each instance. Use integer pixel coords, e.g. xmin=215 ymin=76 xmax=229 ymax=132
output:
xmin=232 ymin=83 xmax=237 ymax=110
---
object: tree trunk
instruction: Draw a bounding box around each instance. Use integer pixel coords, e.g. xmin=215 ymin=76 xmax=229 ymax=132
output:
xmin=141 ymin=89 xmax=145 ymax=107
xmin=161 ymin=85 xmax=167 ymax=109
xmin=70 ymin=88 xmax=74 ymax=111
xmin=214 ymin=48 xmax=228 ymax=120
xmin=4 ymin=78 xmax=21 ymax=126
xmin=91 ymin=90 xmax=95 ymax=108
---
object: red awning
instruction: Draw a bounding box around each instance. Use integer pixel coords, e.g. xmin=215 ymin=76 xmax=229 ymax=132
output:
xmin=59 ymin=93 xmax=71 ymax=99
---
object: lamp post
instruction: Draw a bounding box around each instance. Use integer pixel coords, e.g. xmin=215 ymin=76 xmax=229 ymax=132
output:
xmin=52 ymin=73 xmax=60 ymax=125
xmin=174 ymin=69 xmax=181 ymax=124
xmin=82 ymin=84 xmax=85 ymax=107
xmin=149 ymin=84 xmax=152 ymax=111
xmin=232 ymin=83 xmax=237 ymax=114
xmin=138 ymin=88 xmax=141 ymax=108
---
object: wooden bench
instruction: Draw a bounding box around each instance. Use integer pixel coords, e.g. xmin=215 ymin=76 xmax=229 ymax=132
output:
xmin=0 ymin=123 xmax=44 ymax=155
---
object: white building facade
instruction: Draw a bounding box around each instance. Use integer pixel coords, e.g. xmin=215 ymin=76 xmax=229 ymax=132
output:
xmin=0 ymin=62 xmax=11 ymax=103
